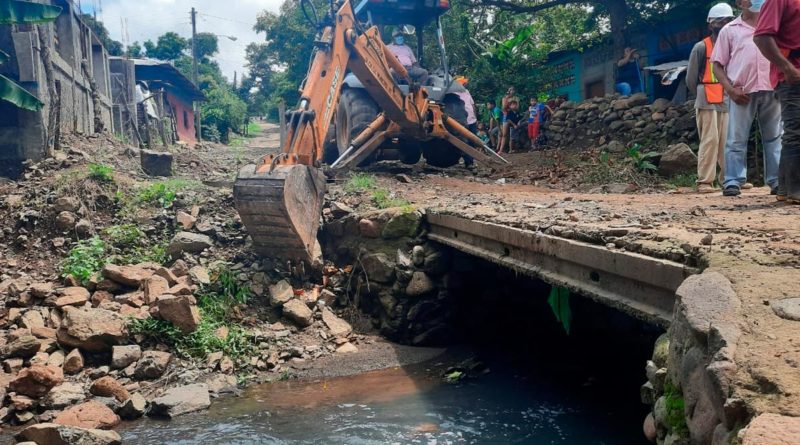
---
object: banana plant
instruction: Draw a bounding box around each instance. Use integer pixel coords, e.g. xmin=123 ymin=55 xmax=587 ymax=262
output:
xmin=0 ymin=0 xmax=62 ymax=111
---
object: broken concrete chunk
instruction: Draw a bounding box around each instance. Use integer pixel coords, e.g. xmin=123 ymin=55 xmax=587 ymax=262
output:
xmin=140 ymin=149 xmax=173 ymax=177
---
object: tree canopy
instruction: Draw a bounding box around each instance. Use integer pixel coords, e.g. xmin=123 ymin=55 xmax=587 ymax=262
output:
xmin=143 ymin=32 xmax=189 ymax=61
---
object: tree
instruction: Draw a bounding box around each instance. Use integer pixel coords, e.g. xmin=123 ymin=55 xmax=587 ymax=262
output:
xmin=80 ymin=14 xmax=124 ymax=56
xmin=126 ymin=41 xmax=143 ymax=58
xmin=191 ymin=32 xmax=219 ymax=62
xmin=202 ymin=86 xmax=247 ymax=142
xmin=143 ymin=32 xmax=188 ymax=61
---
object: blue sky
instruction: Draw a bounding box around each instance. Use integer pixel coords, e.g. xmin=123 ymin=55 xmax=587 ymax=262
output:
xmin=83 ymin=0 xmax=284 ymax=81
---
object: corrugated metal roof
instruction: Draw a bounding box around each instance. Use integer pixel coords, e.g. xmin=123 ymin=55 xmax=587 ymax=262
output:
xmin=109 ymin=57 xmax=204 ymax=102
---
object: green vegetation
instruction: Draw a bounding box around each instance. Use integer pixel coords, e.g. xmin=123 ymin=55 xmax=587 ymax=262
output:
xmin=61 ymin=237 xmax=107 ymax=285
xmin=626 ymin=145 xmax=658 ymax=173
xmin=246 ymin=121 xmax=261 ymax=135
xmin=371 ymin=188 xmax=412 ymax=210
xmin=135 ymin=179 xmax=200 ymax=208
xmin=664 ymin=381 xmax=689 ymax=435
xmin=666 ymin=173 xmax=698 ymax=189
xmin=345 ymin=173 xmax=377 ymax=192
xmin=88 ymin=163 xmax=114 ymax=183
xmin=128 ymin=263 xmax=255 ymax=360
xmin=547 ymin=285 xmax=572 ymax=334
xmin=103 ymin=224 xmax=169 ymax=265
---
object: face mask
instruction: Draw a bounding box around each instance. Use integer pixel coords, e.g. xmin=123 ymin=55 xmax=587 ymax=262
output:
xmin=394 ymin=36 xmax=404 ymax=45
xmin=749 ymin=0 xmax=764 ymax=12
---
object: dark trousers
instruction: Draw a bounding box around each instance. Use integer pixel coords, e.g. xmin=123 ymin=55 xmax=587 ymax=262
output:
xmin=777 ymin=82 xmax=800 ymax=200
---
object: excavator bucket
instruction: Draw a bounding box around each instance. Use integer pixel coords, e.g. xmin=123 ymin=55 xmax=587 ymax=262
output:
xmin=233 ymin=164 xmax=326 ymax=264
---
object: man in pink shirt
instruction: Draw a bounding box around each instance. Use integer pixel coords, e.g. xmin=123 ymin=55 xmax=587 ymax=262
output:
xmin=754 ymin=0 xmax=800 ymax=202
xmin=386 ymin=29 xmax=428 ymax=85
xmin=712 ymin=0 xmax=782 ymax=196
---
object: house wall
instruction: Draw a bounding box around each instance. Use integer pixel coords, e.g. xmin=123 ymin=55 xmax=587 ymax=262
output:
xmin=0 ymin=0 xmax=113 ymax=177
xmin=109 ymin=58 xmax=137 ymax=141
xmin=167 ymin=92 xmax=197 ymax=144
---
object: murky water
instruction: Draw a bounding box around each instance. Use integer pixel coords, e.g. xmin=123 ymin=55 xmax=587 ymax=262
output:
xmin=120 ymin=357 xmax=648 ymax=445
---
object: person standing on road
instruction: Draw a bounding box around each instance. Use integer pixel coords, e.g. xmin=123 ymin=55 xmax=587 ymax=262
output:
xmin=687 ymin=3 xmax=735 ymax=193
xmin=454 ymin=76 xmax=478 ymax=168
xmin=527 ymin=96 xmax=553 ymax=150
xmin=712 ymin=0 xmax=782 ymax=197
xmin=754 ymin=0 xmax=800 ymax=203
xmin=498 ymin=87 xmax=520 ymax=154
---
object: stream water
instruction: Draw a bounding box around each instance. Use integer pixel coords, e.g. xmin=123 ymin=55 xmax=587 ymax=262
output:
xmin=119 ymin=353 xmax=649 ymax=445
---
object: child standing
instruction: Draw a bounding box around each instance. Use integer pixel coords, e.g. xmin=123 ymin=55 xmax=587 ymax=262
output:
xmin=527 ymin=97 xmax=553 ymax=149
xmin=506 ymin=99 xmax=522 ymax=153
xmin=477 ymin=122 xmax=490 ymax=145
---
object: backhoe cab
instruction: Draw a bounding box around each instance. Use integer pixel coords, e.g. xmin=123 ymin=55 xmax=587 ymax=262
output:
xmin=234 ymin=0 xmax=505 ymax=265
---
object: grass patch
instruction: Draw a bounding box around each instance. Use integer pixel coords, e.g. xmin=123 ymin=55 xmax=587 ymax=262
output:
xmin=61 ymin=237 xmax=107 ymax=285
xmin=103 ymin=223 xmax=170 ymax=265
xmin=345 ymin=173 xmax=376 ymax=192
xmin=88 ymin=163 xmax=114 ymax=183
xmin=246 ymin=121 xmax=260 ymax=135
xmin=370 ymin=188 xmax=411 ymax=209
xmin=666 ymin=173 xmax=698 ymax=189
xmin=135 ymin=179 xmax=201 ymax=208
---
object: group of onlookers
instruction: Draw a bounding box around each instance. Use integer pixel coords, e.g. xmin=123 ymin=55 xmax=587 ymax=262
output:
xmin=688 ymin=0 xmax=798 ymax=203
xmin=472 ymin=87 xmax=554 ymax=154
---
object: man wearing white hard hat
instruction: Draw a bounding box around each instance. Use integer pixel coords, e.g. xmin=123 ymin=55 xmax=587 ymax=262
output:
xmin=712 ymin=0 xmax=782 ymax=197
xmin=687 ymin=3 xmax=735 ymax=193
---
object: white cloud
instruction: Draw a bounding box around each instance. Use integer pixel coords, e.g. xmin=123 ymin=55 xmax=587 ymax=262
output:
xmin=94 ymin=0 xmax=284 ymax=81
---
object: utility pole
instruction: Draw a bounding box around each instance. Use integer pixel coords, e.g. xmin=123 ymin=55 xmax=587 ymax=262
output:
xmin=191 ymin=7 xmax=201 ymax=142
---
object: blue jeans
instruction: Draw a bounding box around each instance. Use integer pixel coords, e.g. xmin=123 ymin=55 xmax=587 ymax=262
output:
xmin=723 ymin=91 xmax=782 ymax=189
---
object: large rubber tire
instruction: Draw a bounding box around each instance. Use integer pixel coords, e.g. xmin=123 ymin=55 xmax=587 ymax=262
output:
xmin=336 ymin=88 xmax=380 ymax=158
xmin=396 ymin=140 xmax=422 ymax=164
xmin=322 ymin=122 xmax=338 ymax=165
xmin=422 ymin=94 xmax=468 ymax=168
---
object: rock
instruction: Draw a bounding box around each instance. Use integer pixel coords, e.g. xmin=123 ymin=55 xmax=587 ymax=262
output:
xmin=219 ymin=356 xmax=234 ymax=374
xmin=423 ymin=250 xmax=450 ymax=276
xmin=269 ymin=280 xmax=294 ymax=307
xmin=360 ymin=253 xmax=395 ymax=283
xmin=188 ymin=266 xmax=210 ymax=286
xmin=168 ymin=232 xmax=213 ymax=257
xmin=652 ymin=333 xmax=670 ymax=368
xmin=171 ymin=259 xmax=190 ymax=277
xmin=46 ymin=350 xmax=65 ymax=368
xmin=140 ymin=149 xmax=173 ymax=177
xmin=57 ymin=307 xmax=128 ymax=352
xmin=101 ymin=264 xmax=153 ymax=287
xmin=406 ymin=271 xmax=435 ymax=296
xmin=154 ymin=267 xmax=179 ymax=286
xmin=741 ymin=413 xmax=800 ymax=445
xmin=411 ymin=245 xmax=425 ymax=267
xmin=42 ymin=382 xmax=86 ymax=409
xmin=700 ymin=234 xmax=713 ymax=246
xmin=55 ymin=211 xmax=77 ymax=231
xmin=55 ymin=287 xmax=90 ymax=307
xmin=336 ymin=342 xmax=358 ymax=353
xmin=157 ymin=295 xmax=201 ymax=332
xmin=330 ymin=202 xmax=354 ymax=218
xmin=1 ymin=334 xmax=40 ymax=359
xmin=16 ymin=423 xmax=122 ymax=445
xmin=659 ymin=143 xmax=697 ymax=177
xmin=358 ymin=219 xmax=382 ymax=238
xmin=607 ymin=140 xmax=626 ymax=153
xmin=118 ymin=393 xmax=147 ymax=420
xmin=63 ymin=348 xmax=84 ymax=374
xmin=770 ymin=298 xmax=800 ymax=321
xmin=75 ymin=219 xmax=93 ymax=238
xmin=53 ymin=197 xmax=80 ymax=213
xmin=10 ymin=365 xmax=64 ymax=398
xmin=133 ymin=351 xmax=171 ymax=380
xmin=21 ymin=310 xmax=46 ymax=329
xmin=54 ymin=400 xmax=120 ymax=429
xmin=628 ymin=92 xmax=649 ymax=107
xmin=149 ymin=384 xmax=210 ymax=418
xmin=90 ymin=376 xmax=130 ymax=402
xmin=322 ymin=308 xmax=352 ymax=337
xmin=142 ymin=276 xmax=169 ymax=305
xmin=176 ymin=211 xmax=196 ymax=230
xmin=10 ymin=393 xmax=36 ymax=410
xmin=382 ymin=211 xmax=421 ymax=239
xmin=652 ymin=98 xmax=671 ymax=113
xmin=30 ymin=282 xmax=55 ymax=299
xmin=111 ymin=345 xmax=141 ymax=369
xmin=282 ymin=299 xmax=314 ymax=327
xmin=3 ymin=357 xmax=23 ymax=373
xmin=675 ymin=272 xmax=740 ymax=337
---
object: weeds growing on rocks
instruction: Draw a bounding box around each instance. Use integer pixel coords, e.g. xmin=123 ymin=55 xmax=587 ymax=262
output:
xmin=136 ymin=179 xmax=200 ymax=208
xmin=345 ymin=173 xmax=376 ymax=192
xmin=61 ymin=237 xmax=107 ymax=284
xmin=370 ymin=188 xmax=411 ymax=210
xmin=87 ymin=163 xmax=114 ymax=183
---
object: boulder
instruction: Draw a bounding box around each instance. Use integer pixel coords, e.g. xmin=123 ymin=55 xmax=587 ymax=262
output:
xmin=358 ymin=218 xmax=382 ymax=238
xmin=269 ymin=280 xmax=294 ymax=307
xmin=55 ymin=211 xmax=77 ymax=231
xmin=360 ymin=253 xmax=395 ymax=283
xmin=54 ymin=400 xmax=120 ymax=429
xmin=330 ymin=202 xmax=354 ymax=218
xmin=89 ymin=376 xmax=130 ymax=402
xmin=75 ymin=219 xmax=93 ymax=238
xmin=188 ymin=266 xmax=211 ymax=286
xmin=167 ymin=232 xmax=213 ymax=257
xmin=139 ymin=276 xmax=166 ymax=307
xmin=21 ymin=310 xmax=47 ymax=330
xmin=16 ymin=423 xmax=122 ymax=445
xmin=133 ymin=351 xmax=171 ymax=380
xmin=322 ymin=308 xmax=352 ymax=337
xmin=406 ymin=271 xmax=435 ymax=296
xmin=63 ymin=348 xmax=84 ymax=374
xmin=659 ymin=143 xmax=697 ymax=177
xmin=336 ymin=342 xmax=358 ymax=353
xmin=149 ymin=384 xmax=210 ymax=418
xmin=57 ymin=307 xmax=128 ymax=352
xmin=53 ymin=197 xmax=80 ymax=213
xmin=157 ymin=295 xmax=201 ymax=332
xmin=118 ymin=393 xmax=147 ymax=420
xmin=110 ymin=345 xmax=141 ymax=369
xmin=42 ymin=382 xmax=86 ymax=410
xmin=382 ymin=210 xmax=421 ymax=239
xmin=10 ymin=365 xmax=64 ymax=398
xmin=101 ymin=264 xmax=153 ymax=287
xmin=55 ymin=287 xmax=90 ymax=307
xmin=770 ymin=298 xmax=800 ymax=321
xmin=741 ymin=413 xmax=800 ymax=445
xmin=176 ymin=211 xmax=196 ymax=230
xmin=282 ymin=299 xmax=314 ymax=327
xmin=1 ymin=335 xmax=41 ymax=359
xmin=140 ymin=149 xmax=173 ymax=177
xmin=628 ymin=92 xmax=649 ymax=107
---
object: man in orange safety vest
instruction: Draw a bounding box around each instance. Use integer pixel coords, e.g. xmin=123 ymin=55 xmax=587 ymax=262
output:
xmin=687 ymin=3 xmax=736 ymax=193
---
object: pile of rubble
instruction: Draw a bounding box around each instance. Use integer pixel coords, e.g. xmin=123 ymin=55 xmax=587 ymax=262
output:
xmin=544 ymin=93 xmax=697 ymax=151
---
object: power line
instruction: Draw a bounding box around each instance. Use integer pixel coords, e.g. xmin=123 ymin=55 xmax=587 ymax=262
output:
xmin=197 ymin=12 xmax=254 ymax=27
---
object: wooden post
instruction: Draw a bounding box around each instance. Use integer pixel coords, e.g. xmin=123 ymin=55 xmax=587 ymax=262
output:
xmin=279 ymin=99 xmax=287 ymax=148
